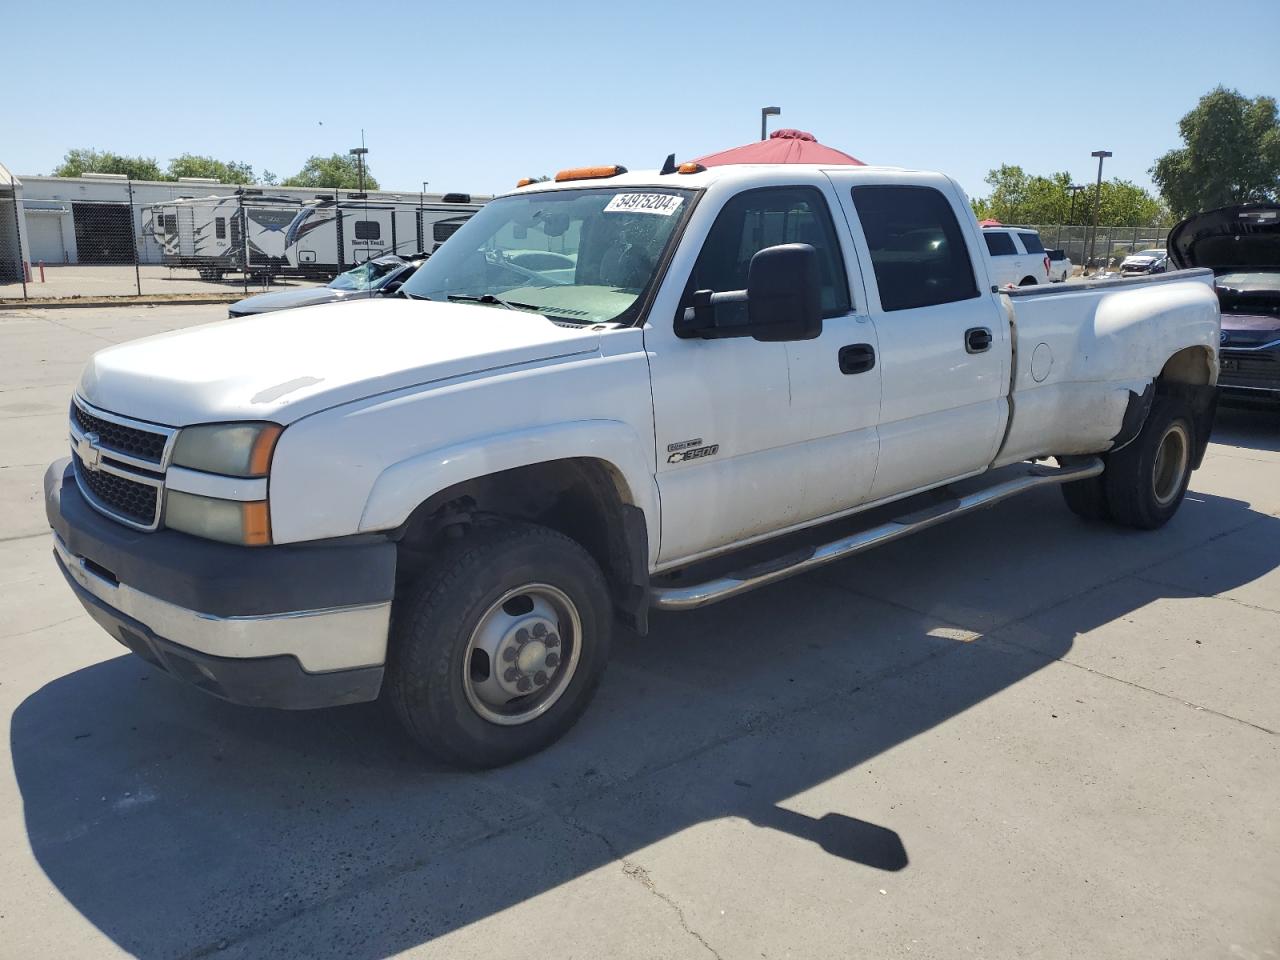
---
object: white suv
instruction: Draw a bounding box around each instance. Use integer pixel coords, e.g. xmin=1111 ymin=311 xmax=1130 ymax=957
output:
xmin=981 ymin=226 xmax=1051 ymax=287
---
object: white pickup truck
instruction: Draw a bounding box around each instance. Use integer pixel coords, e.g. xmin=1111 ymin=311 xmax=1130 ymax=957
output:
xmin=46 ymin=161 xmax=1221 ymax=767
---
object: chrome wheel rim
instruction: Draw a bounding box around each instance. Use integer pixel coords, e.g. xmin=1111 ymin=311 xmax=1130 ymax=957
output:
xmin=462 ymin=583 xmax=582 ymax=726
xmin=1152 ymin=422 xmax=1190 ymax=507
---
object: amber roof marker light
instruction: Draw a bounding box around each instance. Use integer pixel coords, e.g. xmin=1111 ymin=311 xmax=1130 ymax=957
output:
xmin=554 ymin=165 xmax=628 ymax=183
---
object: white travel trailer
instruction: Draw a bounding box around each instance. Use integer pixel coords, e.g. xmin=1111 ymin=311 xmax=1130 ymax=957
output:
xmin=147 ymin=193 xmax=305 ymax=279
xmin=283 ymin=194 xmax=482 ymax=277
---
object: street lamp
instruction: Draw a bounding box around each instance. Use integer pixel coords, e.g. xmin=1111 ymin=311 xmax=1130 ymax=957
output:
xmin=761 ymin=106 xmax=781 ymax=141
xmin=1086 ymin=150 xmax=1112 ymax=273
xmin=349 ymin=146 xmax=369 ymax=194
xmin=1067 ymin=184 xmax=1086 ymax=224
xmin=420 ymin=180 xmax=428 ymax=254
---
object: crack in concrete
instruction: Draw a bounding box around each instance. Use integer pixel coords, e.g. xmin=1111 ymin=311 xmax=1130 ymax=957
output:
xmin=562 ymin=814 xmax=724 ymax=960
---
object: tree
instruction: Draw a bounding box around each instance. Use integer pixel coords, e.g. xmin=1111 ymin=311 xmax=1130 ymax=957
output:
xmin=53 ymin=148 xmax=166 ymax=181
xmin=167 ymin=153 xmax=255 ymax=184
xmin=261 ymin=170 xmax=279 ymax=186
xmin=1152 ymin=86 xmax=1280 ymax=218
xmin=972 ymin=165 xmax=1167 ymax=225
xmin=282 ymin=154 xmax=379 ymax=190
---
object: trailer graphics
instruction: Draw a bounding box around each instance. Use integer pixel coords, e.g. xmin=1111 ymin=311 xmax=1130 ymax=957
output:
xmin=283 ymin=198 xmax=482 ymax=277
xmin=146 ymin=195 xmax=305 ymax=280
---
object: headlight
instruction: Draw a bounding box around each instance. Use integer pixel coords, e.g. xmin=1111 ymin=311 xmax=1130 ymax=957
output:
xmin=171 ymin=422 xmax=282 ymax=477
xmin=165 ymin=491 xmax=272 ymax=546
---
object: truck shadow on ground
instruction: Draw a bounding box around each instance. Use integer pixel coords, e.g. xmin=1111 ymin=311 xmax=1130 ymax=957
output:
xmin=11 ymin=483 xmax=1279 ymax=958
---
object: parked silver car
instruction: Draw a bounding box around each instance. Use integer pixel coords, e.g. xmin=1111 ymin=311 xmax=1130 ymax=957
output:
xmin=228 ymin=254 xmax=423 ymax=318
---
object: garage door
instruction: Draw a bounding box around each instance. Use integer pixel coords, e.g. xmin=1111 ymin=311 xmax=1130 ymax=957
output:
xmin=72 ymin=202 xmax=135 ymax=265
xmin=25 ymin=214 xmax=67 ymax=264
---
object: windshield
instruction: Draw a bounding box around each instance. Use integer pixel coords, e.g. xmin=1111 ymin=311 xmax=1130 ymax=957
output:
xmin=1217 ymin=271 xmax=1280 ymax=294
xmin=399 ymin=186 xmax=694 ymax=325
xmin=328 ymin=259 xmax=403 ymax=291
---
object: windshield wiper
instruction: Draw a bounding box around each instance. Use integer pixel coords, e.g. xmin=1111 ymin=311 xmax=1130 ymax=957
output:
xmin=447 ymin=293 xmax=543 ymax=312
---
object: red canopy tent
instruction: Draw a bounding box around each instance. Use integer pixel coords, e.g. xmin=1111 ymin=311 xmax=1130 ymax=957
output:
xmin=978 ymin=219 xmax=1004 ymax=227
xmin=694 ymin=129 xmax=865 ymax=167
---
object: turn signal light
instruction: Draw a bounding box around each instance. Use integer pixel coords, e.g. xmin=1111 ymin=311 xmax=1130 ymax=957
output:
xmin=242 ymin=501 xmax=272 ymax=546
xmin=554 ymin=165 xmax=628 ymax=183
xmin=516 ymin=177 xmax=535 ymax=187
xmin=677 ymin=162 xmax=706 ymax=174
xmin=247 ymin=424 xmax=283 ymax=476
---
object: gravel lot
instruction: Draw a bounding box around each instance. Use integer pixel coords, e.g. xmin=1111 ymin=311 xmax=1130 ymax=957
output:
xmin=1 ymin=303 xmax=1276 ymax=959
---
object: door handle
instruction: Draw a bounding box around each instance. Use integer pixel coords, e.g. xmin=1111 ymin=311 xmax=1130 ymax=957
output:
xmin=838 ymin=343 xmax=876 ymax=375
xmin=965 ymin=327 xmax=993 ymax=353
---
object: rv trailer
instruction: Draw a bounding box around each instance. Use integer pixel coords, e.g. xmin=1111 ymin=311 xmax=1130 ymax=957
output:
xmin=283 ymin=193 xmax=482 ymax=278
xmin=147 ymin=193 xmax=304 ymax=280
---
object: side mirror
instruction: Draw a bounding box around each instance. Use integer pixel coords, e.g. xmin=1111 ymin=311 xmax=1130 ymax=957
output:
xmin=746 ymin=243 xmax=822 ymax=342
xmin=677 ymin=243 xmax=823 ymax=342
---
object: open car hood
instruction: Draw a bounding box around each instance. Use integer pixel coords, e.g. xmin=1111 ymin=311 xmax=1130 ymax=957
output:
xmin=1167 ymin=204 xmax=1280 ymax=273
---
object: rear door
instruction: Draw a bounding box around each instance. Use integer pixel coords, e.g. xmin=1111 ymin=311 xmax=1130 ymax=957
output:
xmin=1016 ymin=231 xmax=1049 ymax=282
xmin=831 ymin=176 xmax=1008 ymax=499
xmin=982 ymin=230 xmax=1022 ymax=287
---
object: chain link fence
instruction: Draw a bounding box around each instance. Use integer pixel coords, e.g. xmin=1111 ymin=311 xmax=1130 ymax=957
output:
xmin=1019 ymin=224 xmax=1172 ymax=271
xmin=1 ymin=186 xmax=479 ymax=302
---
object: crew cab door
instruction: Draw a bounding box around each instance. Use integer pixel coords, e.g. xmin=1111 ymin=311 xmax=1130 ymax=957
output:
xmin=829 ymin=176 xmax=1008 ymax=498
xmin=646 ymin=182 xmax=881 ymax=565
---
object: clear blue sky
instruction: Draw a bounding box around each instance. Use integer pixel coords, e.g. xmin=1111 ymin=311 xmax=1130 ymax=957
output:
xmin=6 ymin=0 xmax=1277 ymax=202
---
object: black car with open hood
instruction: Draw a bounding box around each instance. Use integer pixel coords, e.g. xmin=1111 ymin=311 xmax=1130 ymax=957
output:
xmin=1168 ymin=204 xmax=1280 ymax=399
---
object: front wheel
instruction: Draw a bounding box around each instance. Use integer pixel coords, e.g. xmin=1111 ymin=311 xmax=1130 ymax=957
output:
xmin=1101 ymin=394 xmax=1195 ymax=529
xmin=387 ymin=521 xmax=613 ymax=768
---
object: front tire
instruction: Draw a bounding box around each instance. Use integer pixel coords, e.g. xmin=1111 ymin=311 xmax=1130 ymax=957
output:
xmin=1101 ymin=394 xmax=1195 ymax=529
xmin=387 ymin=521 xmax=613 ymax=768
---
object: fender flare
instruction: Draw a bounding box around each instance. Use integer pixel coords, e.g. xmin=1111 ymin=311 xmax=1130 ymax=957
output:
xmin=357 ymin=419 xmax=660 ymax=561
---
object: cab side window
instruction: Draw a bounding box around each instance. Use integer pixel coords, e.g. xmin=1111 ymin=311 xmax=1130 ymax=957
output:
xmin=852 ymin=185 xmax=980 ymax=312
xmin=686 ymin=187 xmax=852 ymax=325
xmin=983 ymin=231 xmax=1016 ymax=256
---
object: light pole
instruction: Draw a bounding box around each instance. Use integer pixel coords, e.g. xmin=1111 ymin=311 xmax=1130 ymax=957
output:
xmin=761 ymin=106 xmax=780 ymax=141
xmin=420 ymin=180 xmax=428 ymax=253
xmin=349 ymin=146 xmax=369 ymax=194
xmin=1086 ymin=150 xmax=1112 ymax=273
xmin=1067 ymin=184 xmax=1086 ymax=224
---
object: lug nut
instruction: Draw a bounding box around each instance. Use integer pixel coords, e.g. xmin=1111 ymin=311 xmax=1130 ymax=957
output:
xmin=517 ymin=677 xmax=532 ymax=693
xmin=532 ymin=623 xmax=547 ymax=638
xmin=504 ymin=667 xmax=519 ymax=682
xmin=515 ymin=628 xmax=529 ymax=644
xmin=534 ymin=670 xmax=548 ymax=686
xmin=545 ymin=652 xmax=559 ymax=669
xmin=502 ymin=647 xmax=517 ymax=662
xmin=545 ymin=633 xmax=559 ymax=648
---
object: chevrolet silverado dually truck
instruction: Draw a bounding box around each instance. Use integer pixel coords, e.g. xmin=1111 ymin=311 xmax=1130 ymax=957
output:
xmin=45 ymin=160 xmax=1221 ymax=767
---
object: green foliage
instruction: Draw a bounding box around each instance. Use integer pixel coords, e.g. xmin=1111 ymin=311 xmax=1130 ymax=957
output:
xmin=1152 ymin=86 xmax=1280 ymax=218
xmin=971 ymin=164 xmax=1168 ymax=226
xmin=282 ymin=154 xmax=379 ymax=190
xmin=53 ymin=148 xmax=166 ymax=181
xmin=167 ymin=154 xmax=255 ymax=184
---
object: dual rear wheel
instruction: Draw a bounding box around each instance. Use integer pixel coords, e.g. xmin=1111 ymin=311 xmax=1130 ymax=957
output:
xmin=1061 ymin=393 xmax=1195 ymax=529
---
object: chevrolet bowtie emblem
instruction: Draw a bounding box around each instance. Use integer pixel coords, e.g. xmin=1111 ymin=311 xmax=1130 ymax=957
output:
xmin=77 ymin=431 xmax=103 ymax=471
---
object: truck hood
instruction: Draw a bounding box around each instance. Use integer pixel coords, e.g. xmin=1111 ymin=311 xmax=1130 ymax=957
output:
xmin=1167 ymin=203 xmax=1280 ymax=273
xmin=78 ymin=298 xmax=603 ymax=426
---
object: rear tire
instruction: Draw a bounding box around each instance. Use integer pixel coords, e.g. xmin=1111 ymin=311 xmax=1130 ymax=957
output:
xmin=387 ymin=521 xmax=613 ymax=768
xmin=1101 ymin=394 xmax=1194 ymax=529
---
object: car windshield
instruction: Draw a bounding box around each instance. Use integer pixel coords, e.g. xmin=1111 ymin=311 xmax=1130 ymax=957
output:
xmin=1217 ymin=270 xmax=1280 ymax=294
xmin=328 ymin=259 xmax=404 ymax=291
xmin=399 ymin=186 xmax=694 ymax=325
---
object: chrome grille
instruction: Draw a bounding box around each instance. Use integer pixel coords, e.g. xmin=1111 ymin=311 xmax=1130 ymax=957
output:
xmin=73 ymin=453 xmax=160 ymax=526
xmin=71 ymin=402 xmax=167 ymax=463
xmin=68 ymin=397 xmax=176 ymax=530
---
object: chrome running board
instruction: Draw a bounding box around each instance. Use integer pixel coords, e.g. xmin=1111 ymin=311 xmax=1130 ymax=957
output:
xmin=649 ymin=458 xmax=1104 ymax=611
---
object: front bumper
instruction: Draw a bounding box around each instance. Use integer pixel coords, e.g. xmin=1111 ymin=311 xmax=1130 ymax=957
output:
xmin=1219 ymin=347 xmax=1280 ymax=399
xmin=45 ymin=459 xmax=397 ymax=709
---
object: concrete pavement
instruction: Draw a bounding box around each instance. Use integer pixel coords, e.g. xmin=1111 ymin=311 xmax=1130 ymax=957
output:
xmin=0 ymin=303 xmax=1276 ymax=959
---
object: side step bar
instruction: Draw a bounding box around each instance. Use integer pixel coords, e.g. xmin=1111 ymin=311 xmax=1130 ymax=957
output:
xmin=649 ymin=458 xmax=1103 ymax=611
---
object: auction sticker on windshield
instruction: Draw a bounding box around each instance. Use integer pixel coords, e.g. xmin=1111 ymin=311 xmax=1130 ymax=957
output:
xmin=604 ymin=193 xmax=684 ymax=216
